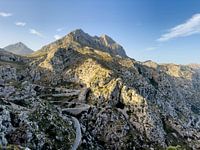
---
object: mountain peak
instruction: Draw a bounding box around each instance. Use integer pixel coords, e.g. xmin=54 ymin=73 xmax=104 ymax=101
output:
xmin=13 ymin=42 xmax=28 ymax=48
xmin=66 ymin=29 xmax=127 ymax=57
xmin=68 ymin=29 xmax=91 ymax=41
xmin=16 ymin=41 xmax=23 ymax=44
xmin=4 ymin=42 xmax=33 ymax=55
xmin=16 ymin=42 xmax=25 ymax=45
xmin=34 ymin=29 xmax=127 ymax=58
xmin=7 ymin=42 xmax=25 ymax=47
xmin=71 ymin=28 xmax=85 ymax=34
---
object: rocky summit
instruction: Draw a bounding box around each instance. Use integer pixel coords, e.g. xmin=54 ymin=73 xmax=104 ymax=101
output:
xmin=3 ymin=42 xmax=34 ymax=55
xmin=0 ymin=29 xmax=200 ymax=150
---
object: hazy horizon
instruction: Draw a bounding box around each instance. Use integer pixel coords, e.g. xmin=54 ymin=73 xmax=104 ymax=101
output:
xmin=1 ymin=0 xmax=200 ymax=64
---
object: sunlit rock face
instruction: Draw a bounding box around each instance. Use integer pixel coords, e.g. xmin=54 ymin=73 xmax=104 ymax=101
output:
xmin=0 ymin=29 xmax=200 ymax=149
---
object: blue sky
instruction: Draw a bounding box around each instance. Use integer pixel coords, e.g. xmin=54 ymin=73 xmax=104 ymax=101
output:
xmin=1 ymin=0 xmax=200 ymax=64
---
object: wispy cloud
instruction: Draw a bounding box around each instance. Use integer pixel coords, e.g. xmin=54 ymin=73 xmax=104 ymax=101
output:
xmin=0 ymin=12 xmax=12 ymax=17
xmin=29 ymin=29 xmax=44 ymax=38
xmin=54 ymin=35 xmax=61 ymax=40
xmin=158 ymin=13 xmax=200 ymax=42
xmin=15 ymin=22 xmax=26 ymax=27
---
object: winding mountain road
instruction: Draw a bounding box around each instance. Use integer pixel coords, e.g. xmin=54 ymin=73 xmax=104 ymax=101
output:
xmin=39 ymin=91 xmax=90 ymax=150
xmin=71 ymin=116 xmax=82 ymax=150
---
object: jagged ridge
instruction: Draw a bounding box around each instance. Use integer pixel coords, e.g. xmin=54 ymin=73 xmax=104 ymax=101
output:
xmin=32 ymin=29 xmax=127 ymax=58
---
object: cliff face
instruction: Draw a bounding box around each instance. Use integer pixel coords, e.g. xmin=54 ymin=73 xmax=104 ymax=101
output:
xmin=0 ymin=29 xmax=200 ymax=149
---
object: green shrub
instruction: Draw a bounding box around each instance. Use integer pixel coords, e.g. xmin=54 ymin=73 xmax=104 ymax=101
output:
xmin=166 ymin=145 xmax=182 ymax=150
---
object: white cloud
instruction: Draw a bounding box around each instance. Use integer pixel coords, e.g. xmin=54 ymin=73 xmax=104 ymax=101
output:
xmin=29 ymin=29 xmax=44 ymax=38
xmin=158 ymin=13 xmax=200 ymax=42
xmin=54 ymin=35 xmax=61 ymax=40
xmin=15 ymin=22 xmax=26 ymax=27
xmin=0 ymin=12 xmax=12 ymax=17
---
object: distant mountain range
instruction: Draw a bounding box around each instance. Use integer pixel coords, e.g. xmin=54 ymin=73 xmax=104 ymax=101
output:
xmin=3 ymin=42 xmax=33 ymax=55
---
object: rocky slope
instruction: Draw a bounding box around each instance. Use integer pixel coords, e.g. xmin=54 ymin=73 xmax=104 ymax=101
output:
xmin=3 ymin=42 xmax=34 ymax=55
xmin=0 ymin=29 xmax=200 ymax=150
